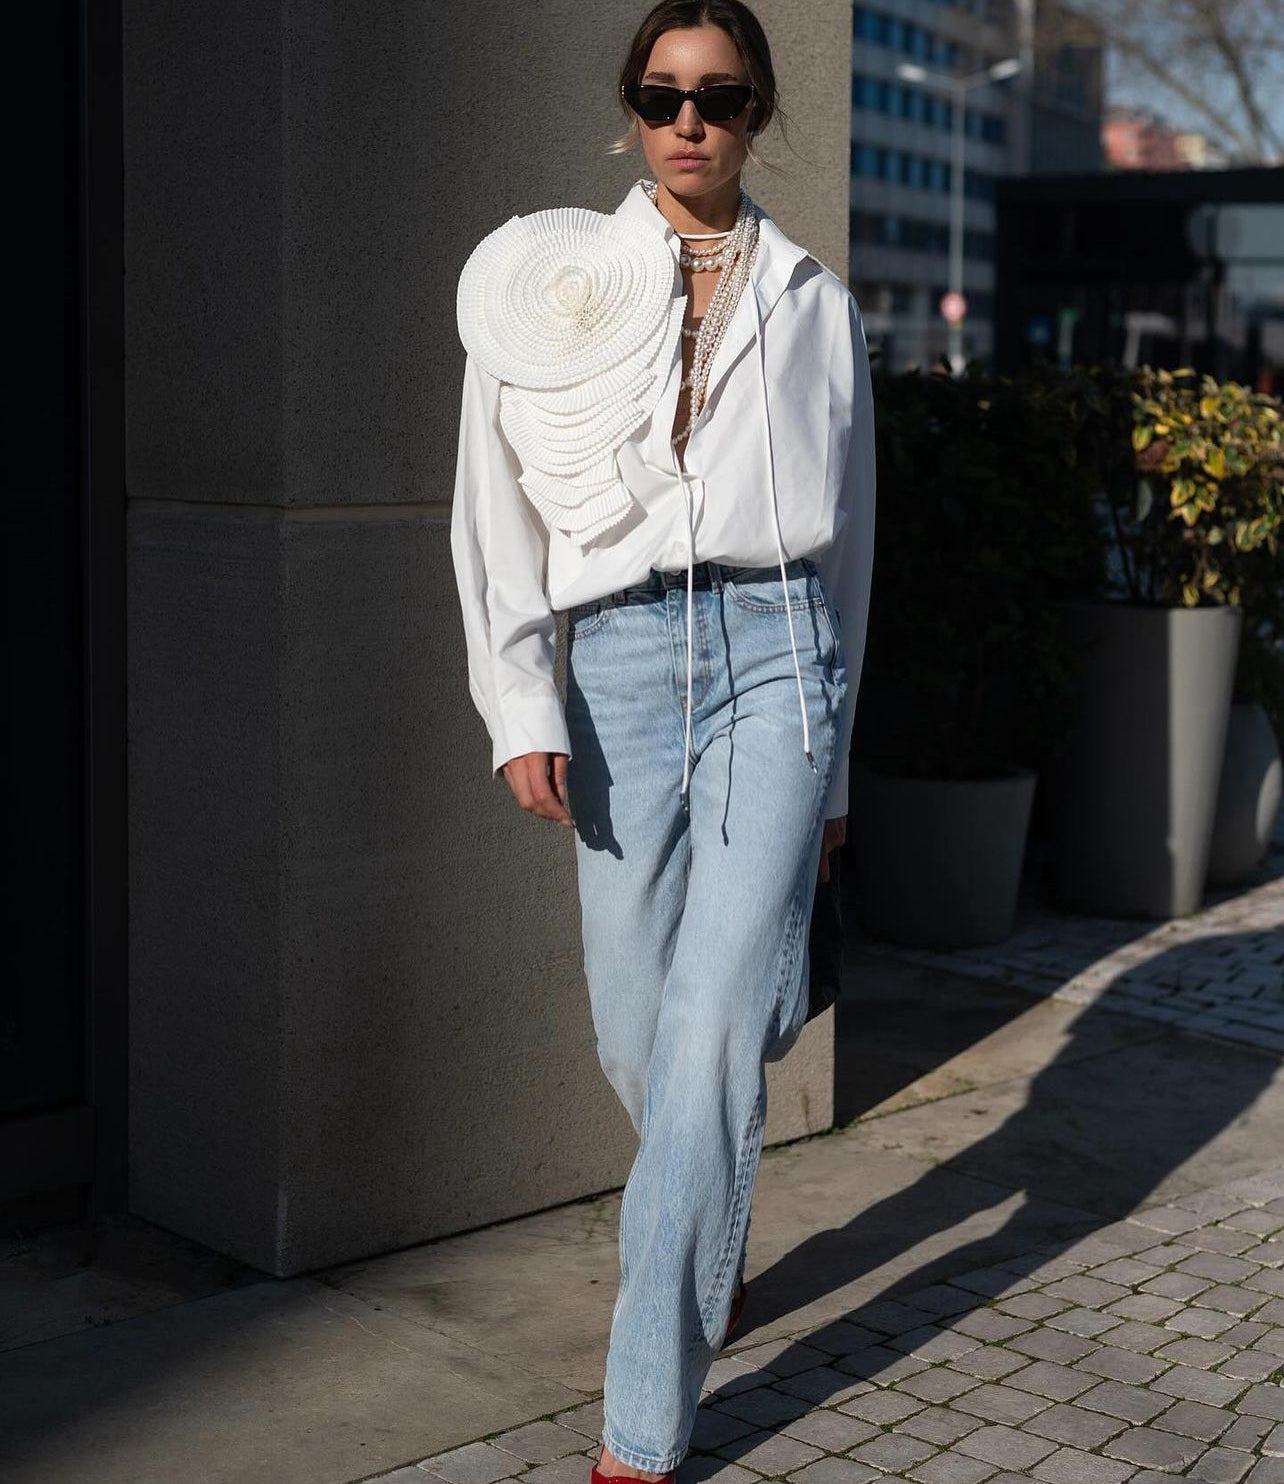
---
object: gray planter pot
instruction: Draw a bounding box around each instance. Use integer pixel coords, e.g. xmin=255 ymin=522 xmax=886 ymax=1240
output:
xmin=1207 ymin=700 xmax=1283 ymax=887
xmin=1043 ymin=599 xmax=1242 ymax=919
xmin=848 ymin=759 xmax=1037 ymax=948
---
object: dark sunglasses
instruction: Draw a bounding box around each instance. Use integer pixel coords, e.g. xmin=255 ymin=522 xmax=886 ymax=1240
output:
xmin=621 ymin=81 xmax=755 ymax=125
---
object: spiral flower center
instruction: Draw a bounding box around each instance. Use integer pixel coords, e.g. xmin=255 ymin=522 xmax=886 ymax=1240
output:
xmin=547 ymin=265 xmax=594 ymax=316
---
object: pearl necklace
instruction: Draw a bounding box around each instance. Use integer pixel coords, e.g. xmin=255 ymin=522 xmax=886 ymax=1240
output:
xmin=641 ymin=179 xmax=760 ymax=446
xmin=679 ymin=234 xmax=732 ymax=271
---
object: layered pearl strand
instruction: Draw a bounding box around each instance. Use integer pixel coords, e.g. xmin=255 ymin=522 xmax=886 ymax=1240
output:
xmin=642 ymin=179 xmax=760 ymax=446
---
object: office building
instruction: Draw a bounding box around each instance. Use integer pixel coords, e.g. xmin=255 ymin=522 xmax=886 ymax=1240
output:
xmin=851 ymin=0 xmax=1104 ymax=371
xmin=1104 ymin=107 xmax=1233 ymax=173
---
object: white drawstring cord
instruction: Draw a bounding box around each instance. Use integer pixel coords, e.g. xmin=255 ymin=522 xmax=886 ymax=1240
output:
xmin=753 ymin=282 xmax=814 ymax=773
xmin=671 ymin=274 xmax=813 ymax=808
xmin=675 ymin=438 xmax=696 ymax=808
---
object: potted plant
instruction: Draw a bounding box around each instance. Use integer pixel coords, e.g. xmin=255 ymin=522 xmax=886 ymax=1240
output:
xmin=1210 ymin=633 xmax=1284 ymax=885
xmin=848 ymin=363 xmax=1102 ymax=948
xmin=1189 ymin=379 xmax=1284 ymax=884
xmin=1040 ymin=367 xmax=1276 ymax=916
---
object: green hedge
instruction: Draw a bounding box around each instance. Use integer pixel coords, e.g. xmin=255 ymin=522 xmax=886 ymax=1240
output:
xmin=861 ymin=363 xmax=1284 ymax=780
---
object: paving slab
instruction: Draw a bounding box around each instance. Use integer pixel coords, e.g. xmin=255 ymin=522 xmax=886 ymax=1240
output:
xmin=852 ymin=810 xmax=1284 ymax=1060
xmin=837 ymin=1015 xmax=1284 ymax=1219
xmin=0 ymin=1209 xmax=263 ymax=1353
xmin=0 ymin=1277 xmax=580 ymax=1484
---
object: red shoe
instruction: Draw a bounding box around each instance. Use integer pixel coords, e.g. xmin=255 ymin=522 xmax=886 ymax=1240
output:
xmin=720 ymin=1275 xmax=748 ymax=1349
xmin=591 ymin=1466 xmax=675 ymax=1484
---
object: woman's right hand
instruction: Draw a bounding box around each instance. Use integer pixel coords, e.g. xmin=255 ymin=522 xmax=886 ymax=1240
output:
xmin=502 ymin=752 xmax=573 ymax=827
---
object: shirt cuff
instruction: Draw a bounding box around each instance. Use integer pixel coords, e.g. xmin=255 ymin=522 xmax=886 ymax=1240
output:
xmin=491 ymin=692 xmax=573 ymax=779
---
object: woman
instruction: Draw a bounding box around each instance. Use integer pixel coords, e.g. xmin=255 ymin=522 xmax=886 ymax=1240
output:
xmin=450 ymin=0 xmax=876 ymax=1476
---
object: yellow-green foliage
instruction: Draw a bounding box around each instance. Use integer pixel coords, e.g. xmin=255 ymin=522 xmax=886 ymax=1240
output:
xmin=1130 ymin=367 xmax=1283 ymax=610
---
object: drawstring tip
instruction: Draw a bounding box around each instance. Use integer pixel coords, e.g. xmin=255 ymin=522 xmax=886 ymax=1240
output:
xmin=804 ymin=749 xmax=817 ymax=774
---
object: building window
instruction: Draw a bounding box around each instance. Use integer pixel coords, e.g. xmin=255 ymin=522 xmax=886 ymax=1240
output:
xmin=853 ymin=63 xmax=1012 ymax=153
xmin=855 ymin=210 xmax=1001 ymax=262
xmin=964 ymin=226 xmax=995 ymax=260
xmin=851 ymin=209 xmax=892 ymax=246
xmin=853 ymin=5 xmax=952 ymax=67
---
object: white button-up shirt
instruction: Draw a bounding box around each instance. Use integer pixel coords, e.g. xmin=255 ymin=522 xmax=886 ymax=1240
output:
xmin=450 ymin=179 xmax=876 ymax=820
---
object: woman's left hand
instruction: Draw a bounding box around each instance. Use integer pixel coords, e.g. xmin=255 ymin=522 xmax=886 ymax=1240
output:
xmin=818 ymin=815 xmax=847 ymax=882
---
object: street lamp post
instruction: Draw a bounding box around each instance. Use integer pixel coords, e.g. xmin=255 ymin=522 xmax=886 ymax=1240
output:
xmin=896 ymin=55 xmax=1022 ymax=375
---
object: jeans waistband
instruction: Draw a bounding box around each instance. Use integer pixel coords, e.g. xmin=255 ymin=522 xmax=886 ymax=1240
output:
xmin=603 ymin=556 xmax=814 ymax=603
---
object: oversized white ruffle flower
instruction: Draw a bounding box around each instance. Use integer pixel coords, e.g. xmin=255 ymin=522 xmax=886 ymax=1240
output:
xmin=456 ymin=205 xmax=683 ymax=546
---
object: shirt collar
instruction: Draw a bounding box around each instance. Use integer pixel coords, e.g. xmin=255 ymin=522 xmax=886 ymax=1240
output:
xmin=614 ymin=179 xmax=812 ymax=418
xmin=612 ymin=177 xmax=811 ymax=298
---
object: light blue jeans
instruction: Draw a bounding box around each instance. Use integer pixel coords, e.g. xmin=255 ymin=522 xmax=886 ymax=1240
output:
xmin=563 ymin=556 xmax=849 ymax=1472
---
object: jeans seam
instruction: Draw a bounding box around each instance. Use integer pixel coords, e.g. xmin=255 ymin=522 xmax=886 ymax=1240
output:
xmin=773 ymin=883 xmax=810 ymax=1045
xmin=697 ymin=1061 xmax=768 ymax=1349
xmin=810 ymin=566 xmax=844 ymax=673
xmin=724 ymin=588 xmax=826 ymax=617
xmin=618 ymin=1077 xmax=653 ymax=1293
xmin=569 ymin=607 xmax=611 ymax=639
xmin=771 ymin=733 xmax=839 ymax=1053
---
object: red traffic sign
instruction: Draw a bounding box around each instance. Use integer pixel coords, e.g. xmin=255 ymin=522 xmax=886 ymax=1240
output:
xmin=940 ymin=291 xmax=968 ymax=324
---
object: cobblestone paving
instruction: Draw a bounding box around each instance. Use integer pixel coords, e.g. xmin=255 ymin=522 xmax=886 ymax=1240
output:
xmin=393 ymin=1169 xmax=1284 ymax=1484
xmin=851 ymin=813 xmax=1284 ymax=1057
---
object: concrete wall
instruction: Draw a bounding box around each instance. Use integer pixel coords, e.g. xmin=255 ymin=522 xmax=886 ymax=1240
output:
xmin=125 ymin=0 xmax=853 ymax=1277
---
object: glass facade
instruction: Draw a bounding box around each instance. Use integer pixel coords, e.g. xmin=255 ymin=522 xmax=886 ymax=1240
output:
xmin=850 ymin=0 xmax=1107 ymax=371
xmin=849 ymin=0 xmax=1028 ymax=370
xmin=851 ymin=138 xmax=996 ymax=201
xmin=852 ymin=71 xmax=1008 ymax=144
xmin=851 ymin=209 xmax=996 ymax=260
xmin=994 ymin=172 xmax=1284 ymax=392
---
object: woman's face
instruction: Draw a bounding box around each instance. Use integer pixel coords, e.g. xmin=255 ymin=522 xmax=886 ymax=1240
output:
xmin=634 ymin=24 xmax=754 ymax=200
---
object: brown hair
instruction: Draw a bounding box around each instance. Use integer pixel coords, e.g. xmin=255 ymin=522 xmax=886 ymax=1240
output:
xmin=609 ymin=0 xmax=787 ymax=168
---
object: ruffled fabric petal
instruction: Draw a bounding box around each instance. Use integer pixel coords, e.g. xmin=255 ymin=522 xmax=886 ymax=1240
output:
xmin=456 ymin=205 xmax=681 ymax=547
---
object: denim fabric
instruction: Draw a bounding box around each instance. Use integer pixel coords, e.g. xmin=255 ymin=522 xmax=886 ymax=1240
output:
xmin=563 ymin=556 xmax=849 ymax=1472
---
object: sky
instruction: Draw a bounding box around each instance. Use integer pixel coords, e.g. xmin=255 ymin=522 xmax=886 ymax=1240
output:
xmin=1094 ymin=13 xmax=1284 ymax=163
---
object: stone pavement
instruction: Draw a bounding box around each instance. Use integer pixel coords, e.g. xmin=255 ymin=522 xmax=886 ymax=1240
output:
xmin=853 ymin=813 xmax=1284 ymax=1059
xmin=363 ymin=821 xmax=1284 ymax=1484
xmin=3 ymin=814 xmax=1280 ymax=1483
xmin=388 ymin=1170 xmax=1284 ymax=1484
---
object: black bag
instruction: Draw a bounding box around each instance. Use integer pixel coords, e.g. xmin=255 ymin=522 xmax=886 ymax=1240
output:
xmin=805 ymin=847 xmax=844 ymax=1022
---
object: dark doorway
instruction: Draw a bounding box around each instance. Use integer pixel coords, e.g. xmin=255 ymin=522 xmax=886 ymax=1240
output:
xmin=4 ymin=0 xmax=126 ymax=1227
